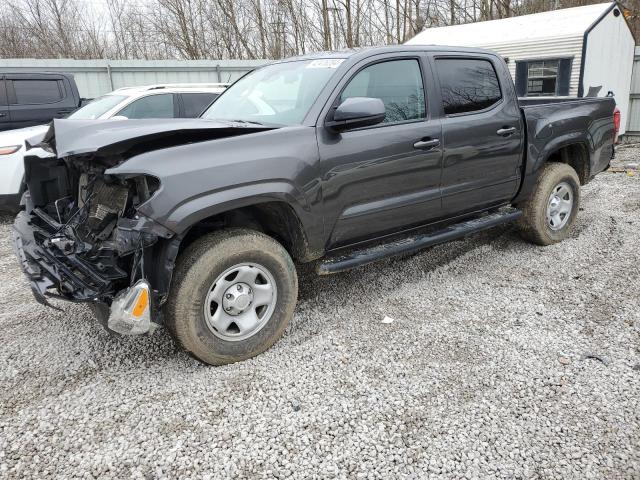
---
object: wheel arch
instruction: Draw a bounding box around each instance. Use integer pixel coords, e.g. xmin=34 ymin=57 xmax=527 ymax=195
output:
xmin=514 ymin=134 xmax=593 ymax=205
xmin=177 ymin=199 xmax=320 ymax=263
xmin=544 ymin=141 xmax=591 ymax=185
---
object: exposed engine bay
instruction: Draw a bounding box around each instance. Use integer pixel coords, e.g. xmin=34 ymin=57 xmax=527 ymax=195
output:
xmin=14 ymin=153 xmax=171 ymax=333
xmin=12 ymin=118 xmax=274 ymax=334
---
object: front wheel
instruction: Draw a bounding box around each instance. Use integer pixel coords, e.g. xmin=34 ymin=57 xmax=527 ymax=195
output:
xmin=517 ymin=163 xmax=581 ymax=246
xmin=166 ymin=229 xmax=298 ymax=365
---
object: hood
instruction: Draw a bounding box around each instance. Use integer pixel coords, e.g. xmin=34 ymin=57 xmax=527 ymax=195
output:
xmin=26 ymin=118 xmax=276 ymax=161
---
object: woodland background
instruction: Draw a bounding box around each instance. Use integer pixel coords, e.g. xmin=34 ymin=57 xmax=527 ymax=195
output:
xmin=1 ymin=0 xmax=637 ymax=60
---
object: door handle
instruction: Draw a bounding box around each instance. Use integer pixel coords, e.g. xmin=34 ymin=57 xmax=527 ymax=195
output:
xmin=0 ymin=113 xmax=6 ymax=117
xmin=414 ymin=138 xmax=440 ymax=150
xmin=497 ymin=127 xmax=517 ymax=136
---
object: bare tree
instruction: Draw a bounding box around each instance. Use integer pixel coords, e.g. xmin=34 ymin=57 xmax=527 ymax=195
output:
xmin=0 ymin=0 xmax=638 ymax=60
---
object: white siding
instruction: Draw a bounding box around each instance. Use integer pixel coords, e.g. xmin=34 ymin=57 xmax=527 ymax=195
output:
xmin=583 ymin=9 xmax=635 ymax=135
xmin=460 ymin=35 xmax=584 ymax=96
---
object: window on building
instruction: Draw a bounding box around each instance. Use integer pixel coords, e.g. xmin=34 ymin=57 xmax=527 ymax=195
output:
xmin=526 ymin=60 xmax=559 ymax=96
xmin=515 ymin=58 xmax=572 ymax=97
xmin=435 ymin=58 xmax=502 ymax=115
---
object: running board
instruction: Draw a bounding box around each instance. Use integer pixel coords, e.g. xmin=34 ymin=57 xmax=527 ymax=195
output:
xmin=317 ymin=208 xmax=522 ymax=275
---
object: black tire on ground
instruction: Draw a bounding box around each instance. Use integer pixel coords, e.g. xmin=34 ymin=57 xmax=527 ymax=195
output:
xmin=165 ymin=228 xmax=298 ymax=365
xmin=517 ymin=162 xmax=581 ymax=246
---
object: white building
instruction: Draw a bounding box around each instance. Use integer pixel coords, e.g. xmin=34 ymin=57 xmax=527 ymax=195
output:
xmin=406 ymin=2 xmax=635 ymax=134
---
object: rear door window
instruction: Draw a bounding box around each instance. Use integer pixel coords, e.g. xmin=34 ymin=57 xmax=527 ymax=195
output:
xmin=435 ymin=58 xmax=502 ymax=115
xmin=181 ymin=93 xmax=218 ymax=117
xmin=117 ymin=94 xmax=176 ymax=119
xmin=12 ymin=80 xmax=63 ymax=104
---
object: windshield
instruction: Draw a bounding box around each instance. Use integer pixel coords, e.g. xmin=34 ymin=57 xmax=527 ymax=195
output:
xmin=202 ymin=59 xmax=344 ymax=126
xmin=68 ymin=95 xmax=128 ymax=119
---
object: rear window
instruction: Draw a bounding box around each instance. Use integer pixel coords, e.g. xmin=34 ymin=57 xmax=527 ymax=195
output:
xmin=182 ymin=93 xmax=218 ymax=118
xmin=12 ymin=80 xmax=63 ymax=105
xmin=435 ymin=59 xmax=502 ymax=115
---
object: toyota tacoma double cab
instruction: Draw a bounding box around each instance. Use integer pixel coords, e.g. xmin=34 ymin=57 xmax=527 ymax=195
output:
xmin=12 ymin=46 xmax=616 ymax=365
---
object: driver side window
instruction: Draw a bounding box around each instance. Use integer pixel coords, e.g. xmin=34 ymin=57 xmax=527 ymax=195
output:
xmin=341 ymin=59 xmax=426 ymax=124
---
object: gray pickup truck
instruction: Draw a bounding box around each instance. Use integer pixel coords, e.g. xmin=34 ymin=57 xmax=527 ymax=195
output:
xmin=13 ymin=46 xmax=616 ymax=365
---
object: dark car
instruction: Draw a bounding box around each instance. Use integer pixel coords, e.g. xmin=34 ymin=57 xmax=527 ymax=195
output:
xmin=0 ymin=73 xmax=82 ymax=131
xmin=13 ymin=46 xmax=616 ymax=365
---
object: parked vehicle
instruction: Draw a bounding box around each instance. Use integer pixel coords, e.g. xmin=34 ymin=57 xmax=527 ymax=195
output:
xmin=0 ymin=73 xmax=83 ymax=132
xmin=0 ymin=83 xmax=228 ymax=211
xmin=13 ymin=46 xmax=615 ymax=365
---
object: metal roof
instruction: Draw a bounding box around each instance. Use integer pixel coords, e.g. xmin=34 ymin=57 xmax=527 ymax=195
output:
xmin=406 ymin=2 xmax=615 ymax=46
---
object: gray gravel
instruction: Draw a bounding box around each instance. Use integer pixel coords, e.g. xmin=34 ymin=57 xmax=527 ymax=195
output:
xmin=1 ymin=152 xmax=640 ymax=479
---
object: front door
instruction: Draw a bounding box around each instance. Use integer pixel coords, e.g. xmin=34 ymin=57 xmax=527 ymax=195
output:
xmin=318 ymin=56 xmax=443 ymax=249
xmin=433 ymin=56 xmax=523 ymax=216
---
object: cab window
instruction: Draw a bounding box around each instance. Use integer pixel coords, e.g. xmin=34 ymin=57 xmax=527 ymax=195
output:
xmin=340 ymin=59 xmax=426 ymax=124
xmin=435 ymin=58 xmax=502 ymax=115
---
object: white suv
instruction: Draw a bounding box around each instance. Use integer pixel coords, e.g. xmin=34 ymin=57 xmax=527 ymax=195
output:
xmin=0 ymin=83 xmax=228 ymax=211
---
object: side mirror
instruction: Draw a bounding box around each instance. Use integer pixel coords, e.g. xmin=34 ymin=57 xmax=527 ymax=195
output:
xmin=111 ymin=115 xmax=129 ymax=120
xmin=326 ymin=97 xmax=385 ymax=132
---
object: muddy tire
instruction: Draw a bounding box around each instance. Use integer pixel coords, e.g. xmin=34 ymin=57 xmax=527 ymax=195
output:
xmin=517 ymin=162 xmax=581 ymax=246
xmin=165 ymin=229 xmax=298 ymax=365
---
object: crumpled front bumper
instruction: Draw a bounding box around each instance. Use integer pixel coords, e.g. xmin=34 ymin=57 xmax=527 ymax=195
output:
xmin=13 ymin=210 xmax=159 ymax=334
xmin=12 ymin=210 xmax=126 ymax=306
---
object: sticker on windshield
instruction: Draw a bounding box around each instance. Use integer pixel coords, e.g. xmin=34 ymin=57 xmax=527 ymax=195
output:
xmin=306 ymin=59 xmax=345 ymax=69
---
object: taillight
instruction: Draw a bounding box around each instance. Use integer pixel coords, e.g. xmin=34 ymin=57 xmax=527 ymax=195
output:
xmin=613 ymin=107 xmax=621 ymax=139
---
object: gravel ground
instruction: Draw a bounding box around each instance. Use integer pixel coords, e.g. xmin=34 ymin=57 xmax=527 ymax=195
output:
xmin=1 ymin=150 xmax=639 ymax=479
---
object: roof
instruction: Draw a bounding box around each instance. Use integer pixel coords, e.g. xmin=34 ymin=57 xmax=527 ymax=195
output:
xmin=406 ymin=2 xmax=615 ymax=46
xmin=112 ymin=83 xmax=229 ymax=94
xmin=273 ymin=45 xmax=500 ymax=64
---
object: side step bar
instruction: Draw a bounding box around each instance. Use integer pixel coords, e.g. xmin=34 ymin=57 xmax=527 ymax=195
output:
xmin=317 ymin=208 xmax=522 ymax=275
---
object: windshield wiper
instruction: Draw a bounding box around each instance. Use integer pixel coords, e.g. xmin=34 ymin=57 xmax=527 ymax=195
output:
xmin=226 ymin=119 xmax=265 ymax=126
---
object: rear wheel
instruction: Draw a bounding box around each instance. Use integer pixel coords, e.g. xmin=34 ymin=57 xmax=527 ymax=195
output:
xmin=166 ymin=229 xmax=298 ymax=365
xmin=517 ymin=162 xmax=581 ymax=245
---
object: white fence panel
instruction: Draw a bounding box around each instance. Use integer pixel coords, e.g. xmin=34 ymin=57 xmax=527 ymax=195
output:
xmin=0 ymin=59 xmax=268 ymax=98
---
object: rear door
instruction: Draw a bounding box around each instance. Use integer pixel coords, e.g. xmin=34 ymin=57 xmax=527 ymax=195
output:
xmin=432 ymin=55 xmax=523 ymax=216
xmin=318 ymin=54 xmax=443 ymax=248
xmin=6 ymin=74 xmax=74 ymax=128
xmin=179 ymin=92 xmax=219 ymax=118
xmin=0 ymin=78 xmax=10 ymax=131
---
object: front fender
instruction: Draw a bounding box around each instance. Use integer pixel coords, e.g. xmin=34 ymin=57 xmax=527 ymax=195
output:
xmin=151 ymin=180 xmax=314 ymax=236
xmin=105 ymin=124 xmax=324 ymax=250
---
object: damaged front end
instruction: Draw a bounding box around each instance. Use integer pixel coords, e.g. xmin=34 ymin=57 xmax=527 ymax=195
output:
xmin=13 ymin=129 xmax=178 ymax=335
